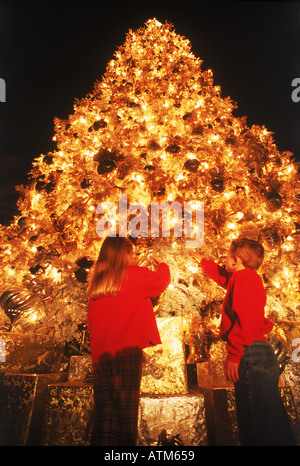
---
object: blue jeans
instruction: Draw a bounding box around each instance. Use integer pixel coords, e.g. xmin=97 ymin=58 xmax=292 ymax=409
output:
xmin=235 ymin=341 xmax=297 ymax=446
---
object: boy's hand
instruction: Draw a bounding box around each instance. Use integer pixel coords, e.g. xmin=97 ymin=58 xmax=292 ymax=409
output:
xmin=224 ymin=359 xmax=239 ymax=382
xmin=189 ymin=251 xmax=202 ymax=264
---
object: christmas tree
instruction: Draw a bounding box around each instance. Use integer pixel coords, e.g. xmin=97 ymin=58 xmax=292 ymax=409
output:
xmin=0 ymin=19 xmax=299 ymax=349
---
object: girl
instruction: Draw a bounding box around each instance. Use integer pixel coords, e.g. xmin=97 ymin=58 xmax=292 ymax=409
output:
xmin=87 ymin=236 xmax=170 ymax=446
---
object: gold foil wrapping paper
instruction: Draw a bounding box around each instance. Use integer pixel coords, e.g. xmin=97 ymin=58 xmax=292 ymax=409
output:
xmin=41 ymin=383 xmax=299 ymax=446
xmin=68 ymin=356 xmax=92 ymax=382
xmin=42 ymin=382 xmax=207 ymax=446
xmin=0 ymin=375 xmax=298 ymax=445
xmin=0 ymin=318 xmax=299 ymax=445
xmin=43 ymin=382 xmax=94 ymax=446
xmin=141 ymin=317 xmax=187 ymax=395
xmin=68 ymin=318 xmax=188 ymax=396
xmin=197 ymin=340 xmax=233 ymax=388
xmin=138 ymin=394 xmax=207 ymax=446
xmin=282 ymin=363 xmax=300 ymax=442
xmin=0 ymin=332 xmax=64 ymax=374
xmin=0 ymin=372 xmax=67 ymax=446
xmin=0 ymin=374 xmax=37 ymax=446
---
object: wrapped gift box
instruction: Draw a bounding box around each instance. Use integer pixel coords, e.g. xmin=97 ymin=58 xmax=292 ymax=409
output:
xmin=42 ymin=381 xmax=207 ymax=446
xmin=0 ymin=372 xmax=67 ymax=446
xmin=68 ymin=317 xmax=188 ymax=396
xmin=42 ymin=382 xmax=94 ymax=446
xmin=141 ymin=317 xmax=187 ymax=395
xmin=138 ymin=393 xmax=207 ymax=446
xmin=0 ymin=332 xmax=64 ymax=374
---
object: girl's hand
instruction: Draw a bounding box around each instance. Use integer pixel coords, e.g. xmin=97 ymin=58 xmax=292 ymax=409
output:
xmin=152 ymin=256 xmax=164 ymax=267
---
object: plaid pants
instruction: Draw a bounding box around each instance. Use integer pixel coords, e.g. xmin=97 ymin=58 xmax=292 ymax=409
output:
xmin=90 ymin=348 xmax=143 ymax=446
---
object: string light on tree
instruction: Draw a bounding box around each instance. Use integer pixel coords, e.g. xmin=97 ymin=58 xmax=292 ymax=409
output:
xmin=0 ymin=18 xmax=299 ymax=346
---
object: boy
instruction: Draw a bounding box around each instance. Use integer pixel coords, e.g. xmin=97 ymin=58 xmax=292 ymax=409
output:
xmin=192 ymin=238 xmax=296 ymax=446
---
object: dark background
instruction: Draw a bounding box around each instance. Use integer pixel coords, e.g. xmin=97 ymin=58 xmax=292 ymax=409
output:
xmin=0 ymin=0 xmax=300 ymax=224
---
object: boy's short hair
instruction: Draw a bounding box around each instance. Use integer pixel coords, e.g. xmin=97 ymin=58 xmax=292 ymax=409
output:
xmin=230 ymin=237 xmax=264 ymax=270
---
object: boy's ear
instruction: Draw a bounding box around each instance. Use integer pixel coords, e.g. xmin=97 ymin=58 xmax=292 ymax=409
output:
xmin=231 ymin=255 xmax=237 ymax=265
xmin=231 ymin=255 xmax=237 ymax=264
xmin=234 ymin=256 xmax=243 ymax=266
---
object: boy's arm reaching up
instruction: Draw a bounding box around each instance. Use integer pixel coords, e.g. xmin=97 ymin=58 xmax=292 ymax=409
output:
xmin=190 ymin=252 xmax=232 ymax=289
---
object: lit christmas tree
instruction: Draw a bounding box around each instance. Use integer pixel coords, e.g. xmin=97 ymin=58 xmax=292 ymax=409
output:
xmin=0 ymin=19 xmax=299 ymax=352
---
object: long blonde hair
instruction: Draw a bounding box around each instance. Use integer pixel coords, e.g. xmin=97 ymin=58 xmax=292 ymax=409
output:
xmin=87 ymin=236 xmax=133 ymax=300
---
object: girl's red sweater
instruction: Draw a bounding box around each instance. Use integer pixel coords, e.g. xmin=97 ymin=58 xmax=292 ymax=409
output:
xmin=200 ymin=259 xmax=273 ymax=363
xmin=87 ymin=263 xmax=170 ymax=363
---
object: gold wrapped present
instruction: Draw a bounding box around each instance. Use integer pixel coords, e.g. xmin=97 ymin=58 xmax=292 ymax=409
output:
xmin=282 ymin=362 xmax=300 ymax=442
xmin=197 ymin=340 xmax=234 ymax=388
xmin=0 ymin=332 xmax=64 ymax=374
xmin=138 ymin=393 xmax=207 ymax=446
xmin=42 ymin=380 xmax=206 ymax=446
xmin=42 ymin=382 xmax=94 ymax=446
xmin=68 ymin=355 xmax=92 ymax=383
xmin=141 ymin=317 xmax=188 ymax=395
xmin=68 ymin=317 xmax=188 ymax=396
xmin=0 ymin=372 xmax=67 ymax=446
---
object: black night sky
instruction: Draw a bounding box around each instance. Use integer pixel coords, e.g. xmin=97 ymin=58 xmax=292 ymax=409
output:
xmin=0 ymin=0 xmax=300 ymax=224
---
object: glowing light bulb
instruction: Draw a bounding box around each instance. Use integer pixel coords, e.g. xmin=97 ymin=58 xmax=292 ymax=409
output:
xmin=227 ymin=223 xmax=236 ymax=230
xmin=28 ymin=312 xmax=39 ymax=323
xmin=48 ymin=267 xmax=61 ymax=283
xmin=187 ymin=265 xmax=198 ymax=273
xmin=176 ymin=173 xmax=185 ymax=181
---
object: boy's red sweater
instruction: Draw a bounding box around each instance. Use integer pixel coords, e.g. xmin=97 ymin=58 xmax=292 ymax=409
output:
xmin=88 ymin=263 xmax=170 ymax=363
xmin=200 ymin=259 xmax=273 ymax=363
